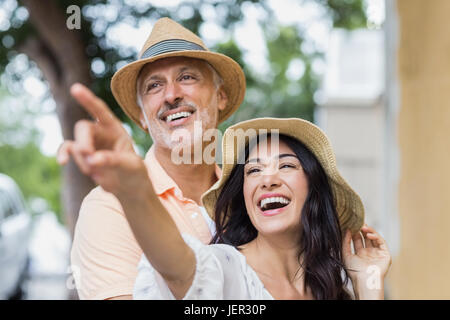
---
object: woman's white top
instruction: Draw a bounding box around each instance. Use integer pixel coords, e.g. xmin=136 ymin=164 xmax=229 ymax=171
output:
xmin=133 ymin=233 xmax=274 ymax=300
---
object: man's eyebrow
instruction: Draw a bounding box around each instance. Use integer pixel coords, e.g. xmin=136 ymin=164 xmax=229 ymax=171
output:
xmin=244 ymin=154 xmax=298 ymax=164
xmin=144 ymin=74 xmax=164 ymax=82
xmin=141 ymin=66 xmax=199 ymax=82
xmin=140 ymin=74 xmax=163 ymax=90
xmin=178 ymin=66 xmax=200 ymax=74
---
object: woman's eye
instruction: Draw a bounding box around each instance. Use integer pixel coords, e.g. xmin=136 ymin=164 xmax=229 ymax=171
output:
xmin=246 ymin=168 xmax=261 ymax=175
xmin=280 ymin=163 xmax=296 ymax=169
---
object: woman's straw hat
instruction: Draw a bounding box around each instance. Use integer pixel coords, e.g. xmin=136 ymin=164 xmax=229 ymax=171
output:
xmin=201 ymin=117 xmax=365 ymax=233
xmin=111 ymin=17 xmax=246 ymax=131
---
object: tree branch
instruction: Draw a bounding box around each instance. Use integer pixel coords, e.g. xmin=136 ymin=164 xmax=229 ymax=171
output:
xmin=21 ymin=0 xmax=91 ymax=86
xmin=18 ymin=35 xmax=62 ymax=94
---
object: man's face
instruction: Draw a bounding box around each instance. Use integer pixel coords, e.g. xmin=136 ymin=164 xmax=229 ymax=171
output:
xmin=137 ymin=56 xmax=227 ymax=151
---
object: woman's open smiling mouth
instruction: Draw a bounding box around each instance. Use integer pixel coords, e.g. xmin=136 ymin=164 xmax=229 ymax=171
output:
xmin=257 ymin=194 xmax=291 ymax=216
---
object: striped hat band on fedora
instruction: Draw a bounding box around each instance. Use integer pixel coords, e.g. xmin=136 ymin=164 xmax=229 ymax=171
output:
xmin=140 ymin=39 xmax=206 ymax=59
xmin=111 ymin=17 xmax=246 ymax=131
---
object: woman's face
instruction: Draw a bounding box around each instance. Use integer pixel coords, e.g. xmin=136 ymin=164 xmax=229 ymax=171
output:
xmin=243 ymin=138 xmax=309 ymax=237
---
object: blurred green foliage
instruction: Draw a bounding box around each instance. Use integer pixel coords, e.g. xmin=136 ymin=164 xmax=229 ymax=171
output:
xmin=0 ymin=87 xmax=62 ymax=220
xmin=0 ymin=143 xmax=62 ymax=220
xmin=0 ymin=0 xmax=367 ymax=220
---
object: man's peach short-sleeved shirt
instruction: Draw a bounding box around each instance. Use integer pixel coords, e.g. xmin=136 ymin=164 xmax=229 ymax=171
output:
xmin=70 ymin=145 xmax=220 ymax=300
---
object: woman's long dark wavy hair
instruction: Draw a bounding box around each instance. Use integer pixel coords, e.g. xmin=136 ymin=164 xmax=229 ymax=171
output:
xmin=210 ymin=133 xmax=351 ymax=300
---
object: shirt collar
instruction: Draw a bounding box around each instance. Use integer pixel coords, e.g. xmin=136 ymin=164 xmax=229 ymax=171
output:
xmin=144 ymin=145 xmax=222 ymax=199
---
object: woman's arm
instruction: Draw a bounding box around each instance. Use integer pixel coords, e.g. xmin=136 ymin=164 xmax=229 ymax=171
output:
xmin=342 ymin=225 xmax=392 ymax=300
xmin=116 ymin=182 xmax=196 ymax=299
xmin=351 ymin=275 xmax=384 ymax=300
xmin=60 ymin=83 xmax=196 ymax=299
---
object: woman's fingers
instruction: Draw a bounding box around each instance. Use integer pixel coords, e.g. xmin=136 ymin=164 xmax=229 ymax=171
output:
xmin=57 ymin=139 xmax=102 ymax=177
xmin=362 ymin=225 xmax=389 ymax=251
xmin=86 ymin=150 xmax=118 ymax=168
xmin=57 ymin=141 xmax=74 ymax=165
xmin=74 ymin=119 xmax=96 ymax=155
xmin=350 ymin=224 xmax=390 ymax=255
xmin=367 ymin=232 xmax=389 ymax=251
xmin=365 ymin=233 xmax=380 ymax=248
xmin=352 ymin=231 xmax=364 ymax=252
xmin=362 ymin=229 xmax=374 ymax=248
xmin=361 ymin=224 xmax=376 ymax=234
xmin=86 ymin=150 xmax=146 ymax=195
xmin=342 ymin=230 xmax=353 ymax=257
xmin=72 ymin=143 xmax=95 ymax=175
xmin=58 ymin=119 xmax=97 ymax=174
xmin=70 ymin=83 xmax=118 ymax=126
xmin=57 ymin=140 xmax=92 ymax=174
xmin=59 ymin=83 xmax=134 ymax=182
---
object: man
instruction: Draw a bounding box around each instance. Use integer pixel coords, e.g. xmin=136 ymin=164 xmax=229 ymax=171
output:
xmin=57 ymin=17 xmax=245 ymax=300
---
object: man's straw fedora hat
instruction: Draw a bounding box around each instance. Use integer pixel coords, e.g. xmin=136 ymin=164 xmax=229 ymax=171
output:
xmin=201 ymin=117 xmax=365 ymax=233
xmin=111 ymin=17 xmax=246 ymax=130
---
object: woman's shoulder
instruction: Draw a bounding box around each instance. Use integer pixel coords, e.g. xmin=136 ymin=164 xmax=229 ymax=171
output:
xmin=182 ymin=235 xmax=255 ymax=280
xmin=207 ymin=241 xmax=248 ymax=266
xmin=180 ymin=234 xmax=243 ymax=264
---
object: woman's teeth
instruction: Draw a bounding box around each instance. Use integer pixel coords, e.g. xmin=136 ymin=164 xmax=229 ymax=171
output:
xmin=260 ymin=197 xmax=290 ymax=211
xmin=166 ymin=111 xmax=192 ymax=123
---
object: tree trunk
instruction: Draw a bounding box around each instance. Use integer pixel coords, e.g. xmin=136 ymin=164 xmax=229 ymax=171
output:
xmin=20 ymin=0 xmax=95 ymax=237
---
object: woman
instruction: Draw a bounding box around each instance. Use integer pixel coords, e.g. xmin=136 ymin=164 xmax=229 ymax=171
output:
xmin=79 ymin=111 xmax=390 ymax=300
xmin=129 ymin=117 xmax=391 ymax=300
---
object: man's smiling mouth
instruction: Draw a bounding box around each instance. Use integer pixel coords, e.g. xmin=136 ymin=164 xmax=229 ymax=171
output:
xmin=165 ymin=111 xmax=193 ymax=123
xmin=159 ymin=105 xmax=196 ymax=124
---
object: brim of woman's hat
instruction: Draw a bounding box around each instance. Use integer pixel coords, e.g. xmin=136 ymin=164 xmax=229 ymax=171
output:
xmin=201 ymin=117 xmax=365 ymax=233
xmin=111 ymin=50 xmax=246 ymax=131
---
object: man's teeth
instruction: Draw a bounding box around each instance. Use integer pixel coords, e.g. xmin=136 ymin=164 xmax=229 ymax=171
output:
xmin=260 ymin=197 xmax=290 ymax=210
xmin=166 ymin=112 xmax=192 ymax=122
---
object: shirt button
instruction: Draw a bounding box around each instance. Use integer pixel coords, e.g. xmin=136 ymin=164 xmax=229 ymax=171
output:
xmin=190 ymin=212 xmax=199 ymax=219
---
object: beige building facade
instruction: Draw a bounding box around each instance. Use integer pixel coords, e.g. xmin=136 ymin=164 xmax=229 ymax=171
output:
xmin=390 ymin=0 xmax=450 ymax=299
xmin=318 ymin=0 xmax=450 ymax=299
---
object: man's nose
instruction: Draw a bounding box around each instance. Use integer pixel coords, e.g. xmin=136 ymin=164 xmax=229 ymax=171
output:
xmin=164 ymin=81 xmax=182 ymax=106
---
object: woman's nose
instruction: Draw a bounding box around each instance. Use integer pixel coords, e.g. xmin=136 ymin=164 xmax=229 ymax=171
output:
xmin=260 ymin=170 xmax=282 ymax=189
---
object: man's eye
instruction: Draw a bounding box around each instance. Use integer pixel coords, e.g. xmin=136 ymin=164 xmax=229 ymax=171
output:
xmin=146 ymin=83 xmax=160 ymax=92
xmin=180 ymin=74 xmax=194 ymax=81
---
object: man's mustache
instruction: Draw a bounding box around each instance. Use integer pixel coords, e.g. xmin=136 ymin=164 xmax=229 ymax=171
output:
xmin=157 ymin=100 xmax=198 ymax=119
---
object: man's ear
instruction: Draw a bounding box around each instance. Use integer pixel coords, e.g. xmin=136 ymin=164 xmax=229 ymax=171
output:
xmin=217 ymin=86 xmax=228 ymax=112
xmin=139 ymin=112 xmax=148 ymax=130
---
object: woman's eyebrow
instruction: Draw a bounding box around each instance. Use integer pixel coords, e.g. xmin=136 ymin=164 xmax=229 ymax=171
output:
xmin=278 ymin=154 xmax=298 ymax=160
xmin=245 ymin=158 xmax=260 ymax=164
xmin=245 ymin=154 xmax=298 ymax=164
